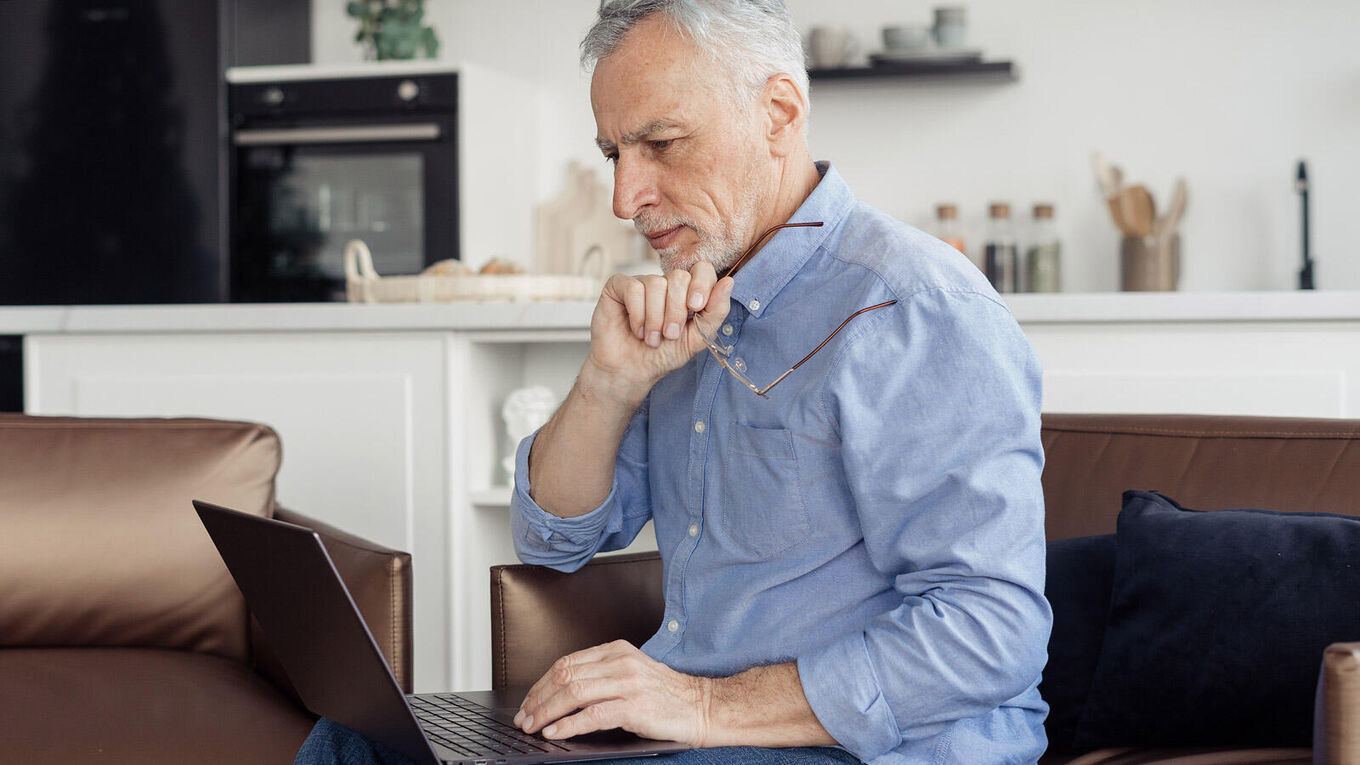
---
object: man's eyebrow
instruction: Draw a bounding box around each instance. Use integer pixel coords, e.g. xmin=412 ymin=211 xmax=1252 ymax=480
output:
xmin=595 ymin=119 xmax=682 ymax=152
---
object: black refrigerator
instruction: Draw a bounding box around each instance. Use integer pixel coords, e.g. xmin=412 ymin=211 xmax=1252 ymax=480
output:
xmin=0 ymin=0 xmax=228 ymax=305
xmin=0 ymin=0 xmax=308 ymax=410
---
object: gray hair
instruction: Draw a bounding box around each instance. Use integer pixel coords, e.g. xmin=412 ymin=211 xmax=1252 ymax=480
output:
xmin=581 ymin=0 xmax=809 ymax=114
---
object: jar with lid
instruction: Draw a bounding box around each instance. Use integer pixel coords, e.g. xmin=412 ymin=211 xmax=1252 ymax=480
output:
xmin=934 ymin=203 xmax=967 ymax=259
xmin=983 ymin=203 xmax=1019 ymax=293
xmin=1027 ymin=203 xmax=1061 ymax=293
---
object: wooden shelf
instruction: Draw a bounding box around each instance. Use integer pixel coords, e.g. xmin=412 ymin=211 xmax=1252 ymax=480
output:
xmin=809 ymin=60 xmax=1017 ymax=83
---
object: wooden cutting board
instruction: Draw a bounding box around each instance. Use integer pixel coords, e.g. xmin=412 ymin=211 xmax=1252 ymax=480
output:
xmin=534 ymin=161 xmax=647 ymax=277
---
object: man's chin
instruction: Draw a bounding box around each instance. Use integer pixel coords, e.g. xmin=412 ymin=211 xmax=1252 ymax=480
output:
xmin=657 ymin=250 xmax=693 ymax=273
xmin=656 ymin=246 xmax=736 ymax=275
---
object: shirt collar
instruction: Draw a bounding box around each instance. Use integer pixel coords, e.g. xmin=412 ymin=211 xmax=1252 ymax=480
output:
xmin=728 ymin=161 xmax=854 ymax=319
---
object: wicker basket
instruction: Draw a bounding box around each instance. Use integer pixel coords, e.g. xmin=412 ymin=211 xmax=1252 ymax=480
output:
xmin=344 ymin=240 xmax=602 ymax=303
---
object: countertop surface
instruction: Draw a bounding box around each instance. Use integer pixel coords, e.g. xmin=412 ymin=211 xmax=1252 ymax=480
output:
xmin=2 ymin=291 xmax=1358 ymax=335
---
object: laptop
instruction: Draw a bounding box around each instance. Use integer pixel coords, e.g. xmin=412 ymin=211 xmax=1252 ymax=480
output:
xmin=194 ymin=500 xmax=691 ymax=765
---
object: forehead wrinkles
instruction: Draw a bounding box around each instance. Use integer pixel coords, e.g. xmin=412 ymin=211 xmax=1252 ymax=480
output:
xmin=591 ymin=17 xmax=735 ymax=144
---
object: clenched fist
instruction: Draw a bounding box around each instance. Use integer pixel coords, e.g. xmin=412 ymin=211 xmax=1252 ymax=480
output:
xmin=583 ymin=261 xmax=734 ymax=402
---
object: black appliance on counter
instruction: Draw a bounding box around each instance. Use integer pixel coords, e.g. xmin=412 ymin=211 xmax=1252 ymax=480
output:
xmin=228 ymin=73 xmax=459 ymax=302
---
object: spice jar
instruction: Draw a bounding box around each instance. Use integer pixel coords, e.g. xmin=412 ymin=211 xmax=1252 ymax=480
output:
xmin=1026 ymin=203 xmax=1061 ymax=293
xmin=983 ymin=202 xmax=1019 ymax=293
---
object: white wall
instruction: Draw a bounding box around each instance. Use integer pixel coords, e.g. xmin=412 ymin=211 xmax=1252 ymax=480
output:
xmin=312 ymin=0 xmax=1360 ymax=293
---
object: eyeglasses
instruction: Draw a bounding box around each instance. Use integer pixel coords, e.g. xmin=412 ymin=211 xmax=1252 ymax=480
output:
xmin=695 ymin=221 xmax=898 ymax=398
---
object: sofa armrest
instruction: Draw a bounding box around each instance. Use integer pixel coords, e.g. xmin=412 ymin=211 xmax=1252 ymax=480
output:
xmin=254 ymin=507 xmax=413 ymax=694
xmin=490 ymin=552 xmax=664 ymax=690
xmin=1317 ymin=641 xmax=1360 ymax=764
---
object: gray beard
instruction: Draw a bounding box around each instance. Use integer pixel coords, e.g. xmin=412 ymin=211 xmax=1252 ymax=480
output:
xmin=642 ymin=175 xmax=765 ymax=274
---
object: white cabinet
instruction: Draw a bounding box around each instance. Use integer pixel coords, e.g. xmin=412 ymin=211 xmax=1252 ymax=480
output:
xmin=1022 ymin=321 xmax=1360 ymax=418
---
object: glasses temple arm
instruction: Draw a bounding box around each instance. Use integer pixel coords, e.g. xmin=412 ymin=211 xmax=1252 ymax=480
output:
xmin=786 ymin=300 xmax=898 ymax=373
xmin=724 ymin=221 xmax=824 ymax=278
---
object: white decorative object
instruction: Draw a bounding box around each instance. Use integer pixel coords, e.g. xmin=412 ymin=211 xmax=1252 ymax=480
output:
xmin=500 ymin=386 xmax=559 ymax=481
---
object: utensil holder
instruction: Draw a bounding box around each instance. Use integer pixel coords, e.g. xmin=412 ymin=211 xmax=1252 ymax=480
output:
xmin=1121 ymin=233 xmax=1180 ymax=291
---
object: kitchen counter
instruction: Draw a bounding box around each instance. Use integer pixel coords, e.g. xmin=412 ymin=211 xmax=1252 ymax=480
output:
xmin=2 ymin=290 xmax=1358 ymax=335
xmin=0 ymin=301 xmax=597 ymax=335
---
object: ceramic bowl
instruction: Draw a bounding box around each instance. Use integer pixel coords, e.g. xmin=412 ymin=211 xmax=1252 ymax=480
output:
xmin=882 ymin=25 xmax=932 ymax=50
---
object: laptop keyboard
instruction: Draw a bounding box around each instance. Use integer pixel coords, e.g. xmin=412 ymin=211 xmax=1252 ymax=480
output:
xmin=411 ymin=693 xmax=571 ymax=758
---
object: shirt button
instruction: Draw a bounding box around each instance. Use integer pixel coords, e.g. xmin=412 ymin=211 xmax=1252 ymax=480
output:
xmin=748 ymin=299 xmax=761 ymax=311
xmin=688 ymin=524 xmax=698 ymax=537
xmin=667 ymin=620 xmax=679 ymax=632
xmin=694 ymin=420 xmax=705 ymax=434
xmin=721 ymin=324 xmax=734 ymax=336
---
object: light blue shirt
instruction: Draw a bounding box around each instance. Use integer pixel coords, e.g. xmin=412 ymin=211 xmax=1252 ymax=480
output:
xmin=511 ymin=163 xmax=1051 ymax=764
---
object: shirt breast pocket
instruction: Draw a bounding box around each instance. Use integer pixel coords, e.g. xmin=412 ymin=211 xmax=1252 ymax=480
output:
xmin=721 ymin=422 xmax=810 ymax=558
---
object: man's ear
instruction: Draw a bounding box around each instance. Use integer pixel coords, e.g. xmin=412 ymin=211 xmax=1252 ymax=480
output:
xmin=761 ymin=73 xmax=806 ymax=158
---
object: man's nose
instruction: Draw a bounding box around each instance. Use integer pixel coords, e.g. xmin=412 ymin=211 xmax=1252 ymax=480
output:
xmin=612 ymin=157 xmax=660 ymax=221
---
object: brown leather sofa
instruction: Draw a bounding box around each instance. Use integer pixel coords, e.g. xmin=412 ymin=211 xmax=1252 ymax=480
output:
xmin=491 ymin=414 xmax=1360 ymax=764
xmin=0 ymin=415 xmax=412 ymax=764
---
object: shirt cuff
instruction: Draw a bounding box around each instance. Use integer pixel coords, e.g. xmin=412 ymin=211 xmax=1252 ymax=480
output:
xmin=509 ymin=429 xmax=622 ymax=555
xmin=797 ymin=631 xmax=902 ymax=762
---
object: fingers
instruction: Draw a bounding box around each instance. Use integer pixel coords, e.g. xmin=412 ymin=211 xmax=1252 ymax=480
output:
xmin=662 ymin=271 xmax=691 ymax=342
xmin=641 ymin=275 xmax=667 ymax=347
xmin=516 ymin=641 xmax=635 ymax=730
xmin=521 ymin=675 xmax=631 ymax=735
xmin=609 ymin=264 xmax=729 ymax=349
xmin=688 ymin=276 xmax=734 ymax=342
xmin=605 ymin=274 xmax=647 ymax=341
xmin=686 ymin=261 xmax=718 ymax=312
xmin=540 ymin=699 xmax=632 ymax=740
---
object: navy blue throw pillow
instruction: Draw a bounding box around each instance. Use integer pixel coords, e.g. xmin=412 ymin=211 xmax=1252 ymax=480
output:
xmin=1041 ymin=534 xmax=1117 ymax=752
xmin=1073 ymin=491 xmax=1360 ymax=750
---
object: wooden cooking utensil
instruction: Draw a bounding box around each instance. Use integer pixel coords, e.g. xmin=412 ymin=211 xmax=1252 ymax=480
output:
xmin=1120 ymin=185 xmax=1157 ymax=238
xmin=1107 ymin=196 xmax=1131 ymax=236
xmin=1091 ymin=152 xmax=1123 ymax=199
xmin=1158 ymin=177 xmax=1187 ymax=237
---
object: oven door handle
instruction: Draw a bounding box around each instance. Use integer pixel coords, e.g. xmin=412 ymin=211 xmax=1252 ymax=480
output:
xmin=233 ymin=123 xmax=442 ymax=145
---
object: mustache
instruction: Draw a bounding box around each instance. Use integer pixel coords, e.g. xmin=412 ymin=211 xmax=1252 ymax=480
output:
xmin=633 ymin=213 xmax=700 ymax=240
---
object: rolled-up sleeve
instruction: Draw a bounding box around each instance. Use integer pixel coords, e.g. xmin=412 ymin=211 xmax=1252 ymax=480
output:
xmin=797 ymin=290 xmax=1052 ymax=761
xmin=509 ymin=397 xmax=654 ymax=573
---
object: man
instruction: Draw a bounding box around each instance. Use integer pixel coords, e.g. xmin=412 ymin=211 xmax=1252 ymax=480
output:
xmin=298 ymin=1 xmax=1050 ymax=763
xmin=509 ymin=1 xmax=1051 ymax=763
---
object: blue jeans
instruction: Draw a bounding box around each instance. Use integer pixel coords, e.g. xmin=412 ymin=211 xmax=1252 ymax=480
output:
xmin=295 ymin=718 xmax=862 ymax=765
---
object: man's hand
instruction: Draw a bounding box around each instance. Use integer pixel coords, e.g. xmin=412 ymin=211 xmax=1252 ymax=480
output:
xmin=524 ymin=262 xmax=733 ymax=517
xmin=513 ymin=641 xmax=836 ymax=749
xmin=582 ymin=262 xmax=734 ymax=404
xmin=512 ymin=640 xmax=713 ymax=745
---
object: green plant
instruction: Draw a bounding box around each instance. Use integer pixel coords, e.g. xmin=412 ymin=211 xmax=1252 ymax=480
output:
xmin=346 ymin=0 xmax=441 ymax=61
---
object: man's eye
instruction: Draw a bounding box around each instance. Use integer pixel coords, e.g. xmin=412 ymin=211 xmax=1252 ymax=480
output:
xmin=603 ymin=153 xmax=618 ymax=164
xmin=651 ymin=139 xmax=672 ymax=152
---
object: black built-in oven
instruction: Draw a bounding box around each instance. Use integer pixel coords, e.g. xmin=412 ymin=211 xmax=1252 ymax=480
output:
xmin=229 ymin=73 xmax=458 ymax=302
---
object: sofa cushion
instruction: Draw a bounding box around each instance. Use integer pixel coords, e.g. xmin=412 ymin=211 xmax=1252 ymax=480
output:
xmin=1041 ymin=533 xmax=1117 ymax=751
xmin=0 ymin=416 xmax=280 ymax=661
xmin=1074 ymin=491 xmax=1360 ymax=749
xmin=0 ymin=647 xmax=314 ymax=764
